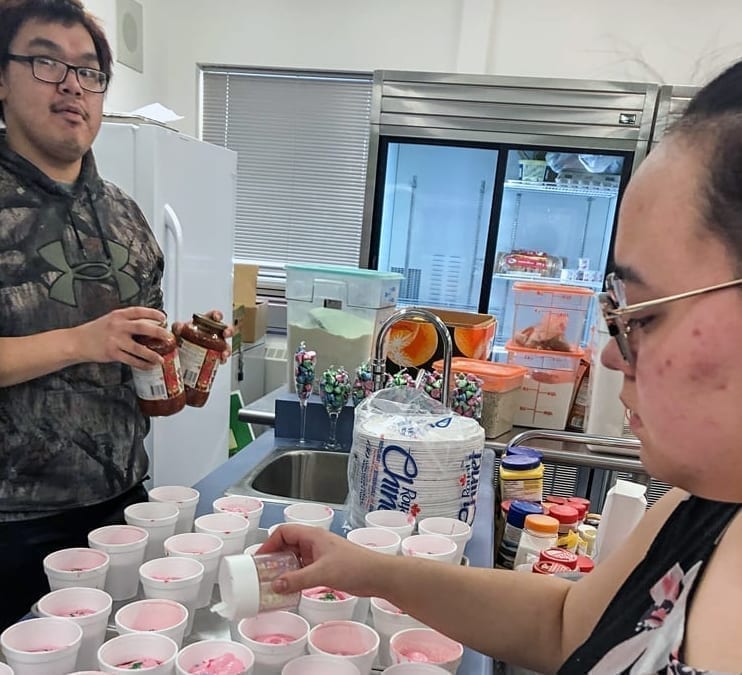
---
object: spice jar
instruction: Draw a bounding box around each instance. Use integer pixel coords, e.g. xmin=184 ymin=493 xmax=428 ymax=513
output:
xmin=178 ymin=314 xmax=228 ymax=407
xmin=131 ymin=321 xmax=186 ymax=417
xmin=214 ymin=552 xmax=301 ymax=621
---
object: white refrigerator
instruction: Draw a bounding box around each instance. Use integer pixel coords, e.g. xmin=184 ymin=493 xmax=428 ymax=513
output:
xmin=93 ymin=116 xmax=238 ymax=488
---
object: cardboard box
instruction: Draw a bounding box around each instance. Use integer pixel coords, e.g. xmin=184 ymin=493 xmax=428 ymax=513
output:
xmin=233 ymin=264 xmax=269 ymax=346
xmin=385 ymin=307 xmax=497 ymax=375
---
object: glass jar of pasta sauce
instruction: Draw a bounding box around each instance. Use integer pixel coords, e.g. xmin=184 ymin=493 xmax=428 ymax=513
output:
xmin=132 ymin=320 xmax=186 ymax=417
xmin=178 ymin=313 xmax=228 ymax=407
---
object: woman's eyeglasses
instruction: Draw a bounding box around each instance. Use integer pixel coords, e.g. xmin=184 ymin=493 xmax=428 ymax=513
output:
xmin=598 ymin=272 xmax=742 ymax=364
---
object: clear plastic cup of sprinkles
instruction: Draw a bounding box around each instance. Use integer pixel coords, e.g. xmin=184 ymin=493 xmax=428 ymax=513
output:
xmin=213 ymin=552 xmax=301 ymax=621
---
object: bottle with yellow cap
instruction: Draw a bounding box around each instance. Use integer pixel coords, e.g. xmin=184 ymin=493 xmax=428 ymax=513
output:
xmin=513 ymin=514 xmax=559 ymax=568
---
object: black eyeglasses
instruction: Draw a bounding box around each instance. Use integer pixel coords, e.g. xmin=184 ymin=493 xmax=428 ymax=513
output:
xmin=598 ymin=272 xmax=742 ymax=365
xmin=7 ymin=54 xmax=108 ymax=93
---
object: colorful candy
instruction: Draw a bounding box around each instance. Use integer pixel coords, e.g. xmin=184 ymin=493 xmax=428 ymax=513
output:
xmin=385 ymin=368 xmax=415 ymax=389
xmin=451 ymin=372 xmax=483 ymax=419
xmin=352 ymin=361 xmax=375 ymax=406
xmin=319 ymin=365 xmax=352 ymax=413
xmin=420 ymin=369 xmax=444 ymax=401
xmin=294 ymin=341 xmax=316 ymax=400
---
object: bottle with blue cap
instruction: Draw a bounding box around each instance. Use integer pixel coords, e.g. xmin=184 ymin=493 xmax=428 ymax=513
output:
xmin=496 ymin=500 xmax=544 ymax=570
xmin=500 ymin=450 xmax=544 ymax=503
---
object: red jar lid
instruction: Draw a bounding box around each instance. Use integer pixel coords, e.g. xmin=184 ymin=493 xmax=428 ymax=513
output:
xmin=568 ymin=497 xmax=591 ymax=509
xmin=532 ymin=561 xmax=572 ymax=575
xmin=539 ymin=547 xmax=578 ymax=569
xmin=544 ymin=495 xmax=567 ymax=505
xmin=547 ymin=504 xmax=579 ymax=525
xmin=576 ymin=556 xmax=595 ymax=573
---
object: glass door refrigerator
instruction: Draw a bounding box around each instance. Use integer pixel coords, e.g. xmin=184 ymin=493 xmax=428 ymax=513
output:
xmin=361 ymin=71 xmax=659 ymax=356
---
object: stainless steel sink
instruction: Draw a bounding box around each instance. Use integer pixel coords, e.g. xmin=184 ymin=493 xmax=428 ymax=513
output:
xmin=225 ymin=447 xmax=349 ymax=507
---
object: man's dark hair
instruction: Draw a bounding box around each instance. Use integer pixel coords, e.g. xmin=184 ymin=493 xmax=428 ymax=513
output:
xmin=0 ymin=0 xmax=112 ymax=121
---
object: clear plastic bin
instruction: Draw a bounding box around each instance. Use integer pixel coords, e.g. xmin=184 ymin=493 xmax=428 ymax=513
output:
xmin=506 ymin=343 xmax=584 ymax=430
xmin=433 ymin=357 xmax=527 ymax=438
xmin=511 ymin=282 xmax=594 ymax=353
xmin=286 ymin=264 xmax=402 ymax=390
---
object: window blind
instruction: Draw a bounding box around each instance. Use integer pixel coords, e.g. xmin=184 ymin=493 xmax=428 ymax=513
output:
xmin=200 ymin=67 xmax=373 ymax=270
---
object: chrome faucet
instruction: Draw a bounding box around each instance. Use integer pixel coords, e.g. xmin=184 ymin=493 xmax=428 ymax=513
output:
xmin=372 ymin=307 xmax=453 ymax=408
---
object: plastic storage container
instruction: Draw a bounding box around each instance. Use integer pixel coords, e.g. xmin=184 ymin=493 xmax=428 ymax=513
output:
xmin=214 ymin=552 xmax=301 ymax=621
xmin=511 ymin=282 xmax=594 ymax=353
xmin=506 ymin=343 xmax=584 ymax=429
xmin=433 ymin=357 xmax=527 ymax=438
xmin=286 ymin=264 xmax=402 ymax=391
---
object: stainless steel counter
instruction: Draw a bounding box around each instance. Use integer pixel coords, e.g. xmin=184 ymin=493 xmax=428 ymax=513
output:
xmin=239 ymin=386 xmax=647 ymax=478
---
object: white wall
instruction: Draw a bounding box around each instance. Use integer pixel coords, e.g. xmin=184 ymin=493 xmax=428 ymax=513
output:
xmin=84 ymin=0 xmax=165 ymax=114
xmin=88 ymin=0 xmax=742 ymax=137
xmin=488 ymin=0 xmax=742 ymax=86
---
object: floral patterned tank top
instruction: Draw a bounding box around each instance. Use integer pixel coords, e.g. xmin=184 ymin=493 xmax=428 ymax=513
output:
xmin=559 ymin=495 xmax=741 ymax=674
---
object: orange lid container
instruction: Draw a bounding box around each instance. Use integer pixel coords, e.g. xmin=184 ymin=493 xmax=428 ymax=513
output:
xmin=523 ymin=514 xmax=559 ymax=535
xmin=512 ymin=282 xmax=594 ymax=298
xmin=432 ymin=357 xmax=527 ymax=393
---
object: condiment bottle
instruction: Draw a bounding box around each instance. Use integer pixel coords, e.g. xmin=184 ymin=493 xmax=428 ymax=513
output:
xmin=513 ymin=514 xmax=559 ymax=568
xmin=178 ymin=314 xmax=228 ymax=407
xmin=131 ymin=320 xmax=186 ymax=417
xmin=567 ymin=497 xmax=591 ymax=524
xmin=539 ymin=547 xmax=578 ymax=570
xmin=532 ymin=560 xmax=572 ymax=575
xmin=548 ymin=504 xmax=580 ymax=552
xmin=499 ymin=454 xmax=544 ymax=503
xmin=495 ymin=500 xmax=544 ymax=570
xmin=214 ymin=552 xmax=301 ymax=621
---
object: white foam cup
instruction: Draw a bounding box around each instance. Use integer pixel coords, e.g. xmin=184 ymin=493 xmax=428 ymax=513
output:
xmin=36 ymin=586 xmax=112 ymax=671
xmin=42 ymin=548 xmax=110 ymax=592
xmin=363 ymin=510 xmax=416 ymax=539
xmin=281 ymin=654 xmax=361 ymax=674
xmin=307 ymin=620 xmax=379 ymax=675
xmin=382 ymin=664 xmax=450 ymax=674
xmin=369 ymin=597 xmax=426 ymax=668
xmin=283 ymin=503 xmax=334 ymax=530
xmin=97 ymin=632 xmax=178 ymax=674
xmin=68 ymin=671 xmax=111 ymax=674
xmin=1 ymin=616 xmax=83 ymax=675
xmin=389 ymin=628 xmax=463 ymax=674
xmin=400 ymin=534 xmax=458 ymax=564
xmin=244 ymin=543 xmax=263 ymax=556
xmin=114 ymin=598 xmax=189 ymax=649
xmin=298 ymin=587 xmax=359 ymax=627
xmin=124 ymin=502 xmax=179 ymax=561
xmin=193 ymin=513 xmax=249 ymax=556
xmin=175 ymin=638 xmax=255 ymax=675
xmin=87 ymin=525 xmax=149 ymax=601
xmin=0 ymin=664 xmax=12 ymax=675
xmin=237 ymin=610 xmax=310 ymax=674
xmin=138 ymin=557 xmax=204 ymax=635
xmin=346 ymin=527 xmax=401 ymax=556
xmin=148 ymin=486 xmax=200 ymax=535
xmin=213 ymin=495 xmax=264 ymax=545
xmin=417 ymin=517 xmax=472 ymax=565
xmin=164 ymin=532 xmax=224 ymax=609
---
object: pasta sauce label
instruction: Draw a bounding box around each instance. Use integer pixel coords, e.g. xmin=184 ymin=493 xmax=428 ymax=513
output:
xmin=179 ymin=339 xmax=220 ymax=392
xmin=132 ymin=350 xmax=184 ymax=400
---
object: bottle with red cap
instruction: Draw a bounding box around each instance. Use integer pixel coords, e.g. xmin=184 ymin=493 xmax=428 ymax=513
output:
xmin=567 ymin=497 xmax=591 ymax=524
xmin=549 ymin=504 xmax=580 ymax=552
xmin=539 ymin=547 xmax=578 ymax=570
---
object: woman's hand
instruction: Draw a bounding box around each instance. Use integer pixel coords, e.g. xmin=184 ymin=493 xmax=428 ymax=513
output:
xmin=258 ymin=524 xmax=390 ymax=598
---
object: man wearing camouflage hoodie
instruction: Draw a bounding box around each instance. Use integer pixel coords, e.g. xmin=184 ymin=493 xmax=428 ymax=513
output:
xmin=0 ymin=0 xmax=228 ymax=629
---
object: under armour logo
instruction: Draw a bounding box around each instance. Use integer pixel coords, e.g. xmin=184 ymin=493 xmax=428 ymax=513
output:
xmin=38 ymin=240 xmax=140 ymax=306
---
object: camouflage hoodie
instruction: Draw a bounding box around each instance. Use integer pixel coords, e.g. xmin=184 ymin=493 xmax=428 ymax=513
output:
xmin=0 ymin=131 xmax=164 ymax=518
